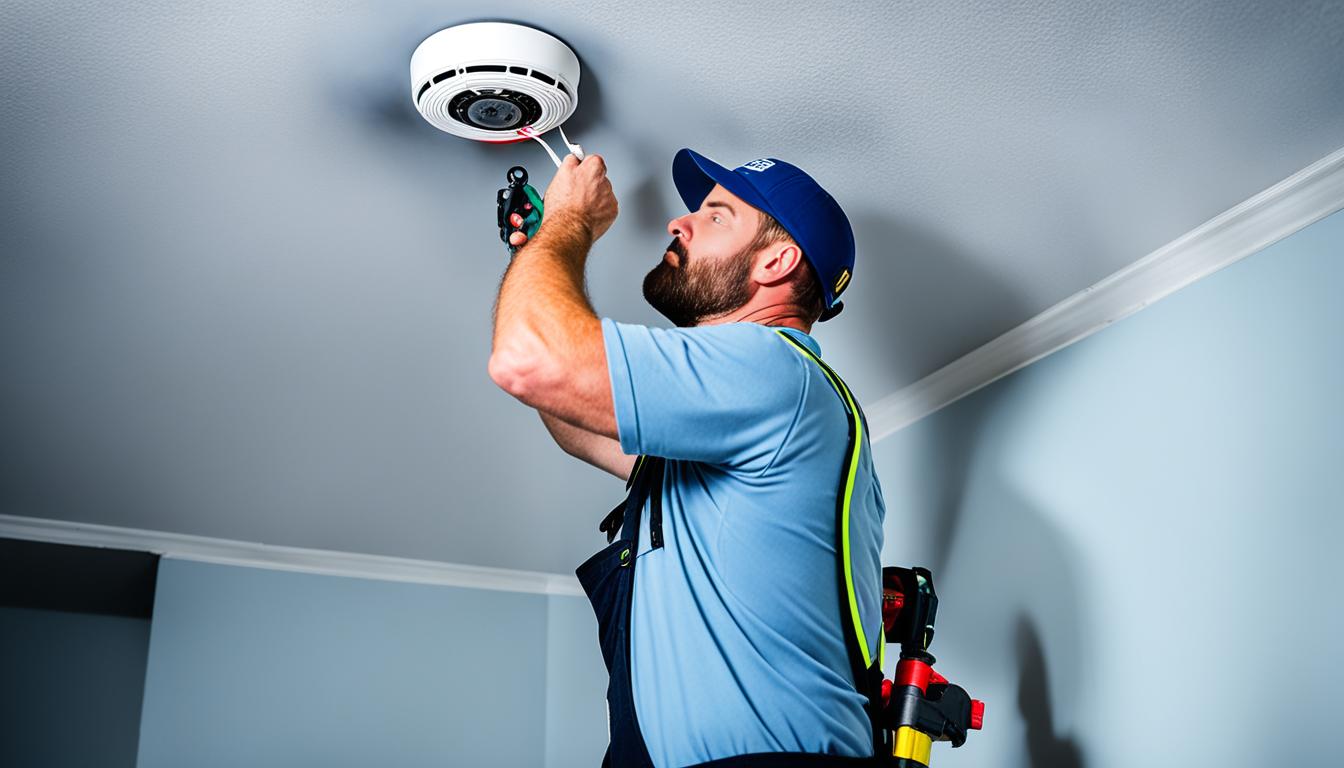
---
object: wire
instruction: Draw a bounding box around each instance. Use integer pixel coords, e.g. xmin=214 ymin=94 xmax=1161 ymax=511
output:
xmin=558 ymin=125 xmax=585 ymax=160
xmin=516 ymin=124 xmax=584 ymax=168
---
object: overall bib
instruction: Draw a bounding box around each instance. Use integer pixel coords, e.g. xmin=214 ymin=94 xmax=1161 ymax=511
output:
xmin=577 ymin=330 xmax=887 ymax=768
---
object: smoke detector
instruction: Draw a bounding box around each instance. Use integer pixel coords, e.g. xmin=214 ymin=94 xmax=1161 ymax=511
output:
xmin=410 ymin=22 xmax=581 ymax=143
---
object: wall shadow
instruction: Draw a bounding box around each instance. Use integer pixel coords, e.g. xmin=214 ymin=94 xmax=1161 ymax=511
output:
xmin=845 ymin=210 xmax=1037 ymax=407
xmin=850 ymin=210 xmax=1032 ymax=573
xmin=918 ymin=401 xmax=1090 ymax=768
xmin=1017 ymin=614 xmax=1085 ymax=768
xmin=857 ymin=209 xmax=1089 ymax=766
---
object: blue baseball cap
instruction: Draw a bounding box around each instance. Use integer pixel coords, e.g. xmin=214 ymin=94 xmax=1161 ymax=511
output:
xmin=671 ymin=148 xmax=855 ymax=321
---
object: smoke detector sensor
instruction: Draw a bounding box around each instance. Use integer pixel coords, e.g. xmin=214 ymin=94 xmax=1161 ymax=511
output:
xmin=410 ymin=22 xmax=580 ymax=143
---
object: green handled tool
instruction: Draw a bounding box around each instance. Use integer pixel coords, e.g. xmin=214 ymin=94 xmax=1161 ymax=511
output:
xmin=496 ymin=165 xmax=544 ymax=255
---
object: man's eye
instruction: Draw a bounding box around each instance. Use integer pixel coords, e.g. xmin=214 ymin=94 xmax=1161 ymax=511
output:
xmin=712 ymin=214 xmax=724 ymax=224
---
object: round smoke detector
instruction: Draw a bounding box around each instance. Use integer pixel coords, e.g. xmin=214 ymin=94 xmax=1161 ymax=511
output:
xmin=410 ymin=22 xmax=580 ymax=143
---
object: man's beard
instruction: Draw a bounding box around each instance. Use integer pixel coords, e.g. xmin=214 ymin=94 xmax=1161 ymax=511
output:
xmin=642 ymin=237 xmax=756 ymax=327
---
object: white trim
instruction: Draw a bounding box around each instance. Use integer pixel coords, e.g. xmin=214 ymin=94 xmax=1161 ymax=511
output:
xmin=0 ymin=514 xmax=585 ymax=597
xmin=868 ymin=145 xmax=1344 ymax=442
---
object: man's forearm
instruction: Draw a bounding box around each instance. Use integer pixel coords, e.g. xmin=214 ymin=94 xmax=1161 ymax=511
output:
xmin=538 ymin=409 xmax=587 ymax=455
xmin=537 ymin=407 xmax=636 ymax=481
xmin=491 ymin=211 xmax=600 ymax=370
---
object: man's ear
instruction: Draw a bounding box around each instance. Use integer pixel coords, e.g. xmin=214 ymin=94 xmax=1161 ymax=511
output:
xmin=756 ymin=242 xmax=805 ymax=286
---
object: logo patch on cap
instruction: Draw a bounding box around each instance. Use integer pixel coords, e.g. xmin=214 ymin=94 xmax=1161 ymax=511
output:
xmin=833 ymin=268 xmax=851 ymax=296
xmin=740 ymin=159 xmax=775 ymax=172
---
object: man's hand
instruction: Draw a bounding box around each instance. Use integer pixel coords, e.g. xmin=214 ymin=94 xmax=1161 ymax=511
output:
xmin=510 ymin=153 xmax=617 ymax=247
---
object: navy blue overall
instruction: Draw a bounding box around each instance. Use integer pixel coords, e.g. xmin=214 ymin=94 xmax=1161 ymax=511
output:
xmin=577 ymin=333 xmax=887 ymax=768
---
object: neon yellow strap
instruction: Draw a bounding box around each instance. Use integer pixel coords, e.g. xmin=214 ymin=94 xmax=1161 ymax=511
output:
xmin=774 ymin=330 xmax=880 ymax=671
xmin=626 ymin=454 xmax=648 ymax=490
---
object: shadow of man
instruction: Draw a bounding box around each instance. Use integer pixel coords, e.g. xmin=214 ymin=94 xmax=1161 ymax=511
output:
xmin=1017 ymin=614 xmax=1085 ymax=768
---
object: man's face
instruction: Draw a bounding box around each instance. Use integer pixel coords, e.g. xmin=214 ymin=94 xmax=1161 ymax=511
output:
xmin=643 ymin=185 xmax=765 ymax=327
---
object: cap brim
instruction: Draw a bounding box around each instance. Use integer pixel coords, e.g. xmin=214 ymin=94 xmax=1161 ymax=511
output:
xmin=672 ymin=148 xmax=775 ymax=218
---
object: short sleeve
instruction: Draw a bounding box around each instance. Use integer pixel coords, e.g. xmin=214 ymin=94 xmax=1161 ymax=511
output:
xmin=601 ymin=318 xmax=808 ymax=467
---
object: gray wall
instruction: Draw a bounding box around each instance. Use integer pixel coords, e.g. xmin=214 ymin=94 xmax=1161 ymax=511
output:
xmin=872 ymin=210 xmax=1344 ymax=767
xmin=0 ymin=606 xmax=151 ymax=768
xmin=136 ymin=558 xmax=607 ymax=768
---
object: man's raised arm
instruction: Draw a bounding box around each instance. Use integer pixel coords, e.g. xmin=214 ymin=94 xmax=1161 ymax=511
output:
xmin=487 ymin=153 xmax=622 ymax=441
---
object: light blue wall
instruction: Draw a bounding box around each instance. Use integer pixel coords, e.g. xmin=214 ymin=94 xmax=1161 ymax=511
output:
xmin=872 ymin=209 xmax=1344 ymax=767
xmin=0 ymin=606 xmax=151 ymax=768
xmin=137 ymin=558 xmax=560 ymax=768
xmin=544 ymin=595 xmax=609 ymax=768
xmin=0 ymin=558 xmax=622 ymax=768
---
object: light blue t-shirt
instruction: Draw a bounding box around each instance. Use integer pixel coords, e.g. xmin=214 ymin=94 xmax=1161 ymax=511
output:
xmin=601 ymin=318 xmax=886 ymax=768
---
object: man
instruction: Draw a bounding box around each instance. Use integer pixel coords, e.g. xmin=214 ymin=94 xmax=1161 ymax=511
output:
xmin=489 ymin=148 xmax=886 ymax=767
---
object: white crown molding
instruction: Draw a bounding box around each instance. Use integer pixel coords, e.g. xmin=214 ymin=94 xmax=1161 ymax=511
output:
xmin=868 ymin=145 xmax=1344 ymax=442
xmin=0 ymin=514 xmax=585 ymax=597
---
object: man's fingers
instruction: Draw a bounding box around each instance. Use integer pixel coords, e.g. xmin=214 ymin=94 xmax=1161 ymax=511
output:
xmin=585 ymin=154 xmax=607 ymax=175
xmin=509 ymin=231 xmax=528 ymax=246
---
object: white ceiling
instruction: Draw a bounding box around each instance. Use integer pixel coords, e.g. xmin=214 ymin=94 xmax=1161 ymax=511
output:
xmin=3 ymin=0 xmax=1342 ymax=574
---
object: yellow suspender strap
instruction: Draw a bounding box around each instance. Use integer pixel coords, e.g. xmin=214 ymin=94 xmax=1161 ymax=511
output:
xmin=773 ymin=330 xmax=879 ymax=673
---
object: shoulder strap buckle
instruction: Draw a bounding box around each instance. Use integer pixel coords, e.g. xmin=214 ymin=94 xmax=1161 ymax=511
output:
xmin=598 ymin=499 xmax=626 ymax=544
xmin=599 ymin=455 xmax=666 ymax=546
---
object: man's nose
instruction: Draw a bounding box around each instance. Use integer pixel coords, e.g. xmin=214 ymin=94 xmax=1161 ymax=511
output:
xmin=668 ymin=215 xmax=690 ymax=240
